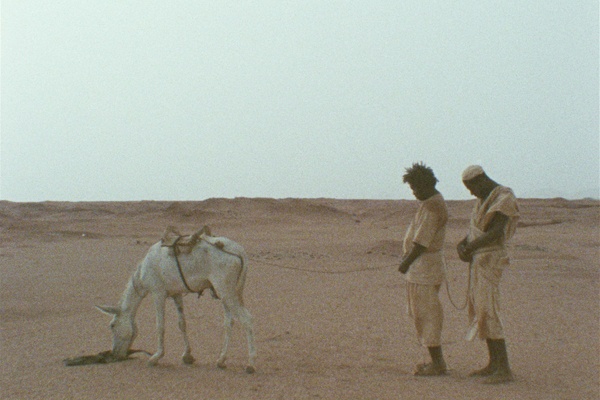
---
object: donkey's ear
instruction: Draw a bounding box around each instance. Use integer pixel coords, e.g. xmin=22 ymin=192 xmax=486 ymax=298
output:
xmin=95 ymin=305 xmax=120 ymax=316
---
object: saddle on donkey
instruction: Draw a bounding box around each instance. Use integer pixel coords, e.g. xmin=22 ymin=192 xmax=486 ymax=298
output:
xmin=160 ymin=225 xmax=219 ymax=298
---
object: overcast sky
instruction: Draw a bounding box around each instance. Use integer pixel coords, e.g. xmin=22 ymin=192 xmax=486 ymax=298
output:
xmin=2 ymin=1 xmax=598 ymax=202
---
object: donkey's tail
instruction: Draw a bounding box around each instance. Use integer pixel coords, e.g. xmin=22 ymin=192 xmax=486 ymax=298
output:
xmin=235 ymin=252 xmax=248 ymax=305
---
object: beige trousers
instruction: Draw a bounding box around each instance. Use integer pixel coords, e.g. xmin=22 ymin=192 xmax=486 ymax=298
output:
xmin=466 ymin=249 xmax=508 ymax=341
xmin=407 ymin=283 xmax=443 ymax=347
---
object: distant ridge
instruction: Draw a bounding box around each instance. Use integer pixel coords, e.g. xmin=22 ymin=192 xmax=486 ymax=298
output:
xmin=520 ymin=187 xmax=599 ymax=200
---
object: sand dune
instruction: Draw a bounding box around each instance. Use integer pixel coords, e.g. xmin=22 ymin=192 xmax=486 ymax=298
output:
xmin=1 ymin=198 xmax=598 ymax=399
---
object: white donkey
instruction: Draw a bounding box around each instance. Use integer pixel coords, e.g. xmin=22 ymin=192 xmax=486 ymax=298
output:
xmin=96 ymin=226 xmax=256 ymax=373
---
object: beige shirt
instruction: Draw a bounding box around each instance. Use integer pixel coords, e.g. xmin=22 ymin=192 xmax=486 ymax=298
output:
xmin=403 ymin=193 xmax=448 ymax=285
xmin=467 ymin=185 xmax=519 ymax=249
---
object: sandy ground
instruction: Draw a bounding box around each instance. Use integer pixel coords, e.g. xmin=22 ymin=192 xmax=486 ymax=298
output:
xmin=1 ymin=197 xmax=598 ymax=399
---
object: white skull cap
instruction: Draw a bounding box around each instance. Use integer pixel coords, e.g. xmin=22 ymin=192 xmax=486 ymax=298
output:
xmin=462 ymin=165 xmax=485 ymax=181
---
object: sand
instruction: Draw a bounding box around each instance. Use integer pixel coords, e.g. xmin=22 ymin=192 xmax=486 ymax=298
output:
xmin=1 ymin=197 xmax=598 ymax=399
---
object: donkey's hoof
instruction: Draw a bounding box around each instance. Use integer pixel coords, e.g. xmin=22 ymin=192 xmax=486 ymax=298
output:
xmin=147 ymin=355 xmax=161 ymax=366
xmin=182 ymin=354 xmax=195 ymax=365
xmin=245 ymin=366 xmax=256 ymax=374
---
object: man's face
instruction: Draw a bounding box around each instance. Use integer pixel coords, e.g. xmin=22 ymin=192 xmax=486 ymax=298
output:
xmin=409 ymin=182 xmax=430 ymax=201
xmin=463 ymin=178 xmax=485 ymax=199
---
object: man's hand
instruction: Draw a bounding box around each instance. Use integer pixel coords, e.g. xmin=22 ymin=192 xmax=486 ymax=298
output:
xmin=457 ymin=213 xmax=509 ymax=263
xmin=457 ymin=238 xmax=472 ymax=262
xmin=398 ymin=243 xmax=426 ymax=274
xmin=457 ymin=242 xmax=472 ymax=262
xmin=398 ymin=259 xmax=410 ymax=274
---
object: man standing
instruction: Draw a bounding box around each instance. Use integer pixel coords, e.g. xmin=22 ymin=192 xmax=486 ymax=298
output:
xmin=457 ymin=165 xmax=519 ymax=384
xmin=399 ymin=162 xmax=448 ymax=376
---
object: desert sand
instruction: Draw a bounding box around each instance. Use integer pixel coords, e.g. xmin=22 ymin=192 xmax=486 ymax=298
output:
xmin=1 ymin=197 xmax=598 ymax=399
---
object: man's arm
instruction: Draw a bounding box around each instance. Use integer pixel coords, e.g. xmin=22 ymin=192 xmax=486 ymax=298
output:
xmin=463 ymin=212 xmax=509 ymax=255
xmin=399 ymin=243 xmax=426 ymax=274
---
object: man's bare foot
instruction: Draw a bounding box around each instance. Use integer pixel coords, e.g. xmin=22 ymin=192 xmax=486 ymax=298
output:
xmin=414 ymin=361 xmax=447 ymax=376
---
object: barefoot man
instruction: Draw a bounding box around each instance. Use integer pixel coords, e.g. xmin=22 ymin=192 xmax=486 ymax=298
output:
xmin=399 ymin=162 xmax=448 ymax=376
xmin=457 ymin=165 xmax=519 ymax=384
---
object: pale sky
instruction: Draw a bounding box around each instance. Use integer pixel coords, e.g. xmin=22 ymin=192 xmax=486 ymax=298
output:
xmin=2 ymin=1 xmax=598 ymax=201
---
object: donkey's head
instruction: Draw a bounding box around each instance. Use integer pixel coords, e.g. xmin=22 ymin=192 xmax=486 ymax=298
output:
xmin=95 ymin=305 xmax=138 ymax=359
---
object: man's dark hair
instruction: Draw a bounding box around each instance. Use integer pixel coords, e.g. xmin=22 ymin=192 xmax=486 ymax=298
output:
xmin=403 ymin=162 xmax=438 ymax=187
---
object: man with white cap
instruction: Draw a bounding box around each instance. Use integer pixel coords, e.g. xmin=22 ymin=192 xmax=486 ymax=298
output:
xmin=457 ymin=165 xmax=519 ymax=384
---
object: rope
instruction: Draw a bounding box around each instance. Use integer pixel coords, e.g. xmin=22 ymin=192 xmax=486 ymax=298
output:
xmin=443 ymin=260 xmax=471 ymax=310
xmin=252 ymin=255 xmax=471 ymax=311
xmin=249 ymin=257 xmax=396 ymax=274
xmin=166 ymin=231 xmax=471 ymax=307
xmin=203 ymin=238 xmax=244 ymax=265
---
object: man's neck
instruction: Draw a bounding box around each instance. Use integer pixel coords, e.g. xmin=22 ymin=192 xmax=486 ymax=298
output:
xmin=422 ymin=188 xmax=440 ymax=200
xmin=480 ymin=182 xmax=499 ymax=200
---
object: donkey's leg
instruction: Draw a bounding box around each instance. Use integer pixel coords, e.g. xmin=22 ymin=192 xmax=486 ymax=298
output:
xmin=225 ymin=297 xmax=256 ymax=373
xmin=148 ymin=293 xmax=167 ymax=366
xmin=173 ymin=295 xmax=194 ymax=365
xmin=217 ymin=303 xmax=233 ymax=369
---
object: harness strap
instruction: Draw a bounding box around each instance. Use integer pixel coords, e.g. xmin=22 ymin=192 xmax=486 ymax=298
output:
xmin=203 ymin=239 xmax=245 ymax=266
xmin=172 ymin=236 xmax=196 ymax=294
